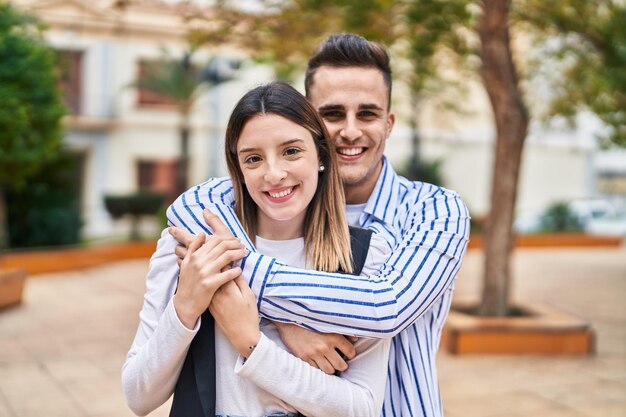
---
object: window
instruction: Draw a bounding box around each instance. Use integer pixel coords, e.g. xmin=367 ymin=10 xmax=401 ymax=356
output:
xmin=57 ymin=50 xmax=83 ymax=115
xmin=137 ymin=160 xmax=177 ymax=202
xmin=136 ymin=60 xmax=178 ymax=107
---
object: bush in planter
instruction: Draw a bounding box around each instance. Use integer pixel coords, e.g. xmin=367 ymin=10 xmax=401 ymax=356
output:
xmin=104 ymin=191 xmax=166 ymax=240
xmin=539 ymin=202 xmax=584 ymax=233
xmin=7 ymin=153 xmax=83 ymax=248
xmin=397 ymin=158 xmax=445 ymax=187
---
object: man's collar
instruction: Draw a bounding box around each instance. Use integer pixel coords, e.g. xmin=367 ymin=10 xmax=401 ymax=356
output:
xmin=362 ymin=156 xmax=401 ymax=225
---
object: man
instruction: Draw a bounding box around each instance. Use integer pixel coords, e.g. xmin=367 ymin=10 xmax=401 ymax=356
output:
xmin=168 ymin=34 xmax=470 ymax=416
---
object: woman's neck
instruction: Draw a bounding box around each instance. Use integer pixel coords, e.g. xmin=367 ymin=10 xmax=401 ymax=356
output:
xmin=256 ymin=212 xmax=305 ymax=240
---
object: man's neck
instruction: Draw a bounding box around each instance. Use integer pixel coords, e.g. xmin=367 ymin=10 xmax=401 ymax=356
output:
xmin=343 ymin=162 xmax=383 ymax=204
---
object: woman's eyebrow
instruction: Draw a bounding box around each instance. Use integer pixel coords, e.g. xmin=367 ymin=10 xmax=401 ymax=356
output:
xmin=238 ymin=139 xmax=305 ymax=155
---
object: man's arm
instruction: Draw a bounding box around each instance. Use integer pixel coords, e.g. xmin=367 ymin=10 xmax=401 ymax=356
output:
xmin=169 ymin=178 xmax=470 ymax=338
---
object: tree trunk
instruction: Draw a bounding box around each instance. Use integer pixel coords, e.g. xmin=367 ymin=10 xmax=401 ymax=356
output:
xmin=0 ymin=185 xmax=7 ymax=249
xmin=409 ymin=93 xmax=421 ymax=178
xmin=478 ymin=0 xmax=529 ymax=317
xmin=176 ymin=121 xmax=190 ymax=197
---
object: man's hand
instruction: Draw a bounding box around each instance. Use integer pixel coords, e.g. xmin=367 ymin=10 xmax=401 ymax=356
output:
xmin=169 ymin=208 xmax=240 ymax=266
xmin=275 ymin=322 xmax=358 ymax=375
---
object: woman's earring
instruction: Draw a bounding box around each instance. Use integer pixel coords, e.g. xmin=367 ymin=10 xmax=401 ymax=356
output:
xmin=319 ymin=165 xmax=325 ymax=172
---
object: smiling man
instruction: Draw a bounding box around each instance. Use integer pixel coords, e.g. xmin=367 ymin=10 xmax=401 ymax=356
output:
xmin=155 ymin=34 xmax=470 ymax=417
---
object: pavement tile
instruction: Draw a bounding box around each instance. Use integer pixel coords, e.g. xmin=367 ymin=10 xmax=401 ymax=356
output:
xmin=0 ymin=246 xmax=624 ymax=416
xmin=577 ymin=401 xmax=626 ymax=417
xmin=0 ymin=362 xmax=86 ymax=417
xmin=0 ymin=393 xmax=14 ymax=417
xmin=533 ymin=377 xmax=626 ymax=409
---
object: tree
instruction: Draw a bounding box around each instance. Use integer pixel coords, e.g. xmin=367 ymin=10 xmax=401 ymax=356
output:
xmin=0 ymin=3 xmax=65 ymax=249
xmin=134 ymin=49 xmax=240 ymax=195
xmin=133 ymin=49 xmax=203 ymax=196
xmin=478 ymin=0 xmax=529 ymax=316
xmin=515 ymin=0 xmax=626 ymax=147
xmin=188 ymin=0 xmax=625 ymax=317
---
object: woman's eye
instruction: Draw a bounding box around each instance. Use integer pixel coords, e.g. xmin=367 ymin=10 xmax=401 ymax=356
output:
xmin=244 ymin=155 xmax=261 ymax=164
xmin=284 ymin=147 xmax=301 ymax=156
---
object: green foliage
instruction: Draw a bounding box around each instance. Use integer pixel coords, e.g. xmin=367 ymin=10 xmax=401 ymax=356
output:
xmin=397 ymin=157 xmax=445 ymax=187
xmin=515 ymin=0 xmax=626 ymax=147
xmin=104 ymin=192 xmax=166 ymax=240
xmin=132 ymin=48 xmax=204 ymax=115
xmin=104 ymin=192 xmax=166 ymax=219
xmin=0 ymin=2 xmax=65 ymax=190
xmin=539 ymin=202 xmax=584 ymax=232
xmin=7 ymin=152 xmax=83 ymax=248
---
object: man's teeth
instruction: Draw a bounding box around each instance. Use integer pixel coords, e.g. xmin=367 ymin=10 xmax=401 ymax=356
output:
xmin=338 ymin=147 xmax=364 ymax=156
xmin=269 ymin=188 xmax=293 ymax=198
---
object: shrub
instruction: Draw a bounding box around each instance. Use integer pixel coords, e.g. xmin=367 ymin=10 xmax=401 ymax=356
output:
xmin=7 ymin=152 xmax=83 ymax=248
xmin=104 ymin=191 xmax=166 ymax=240
xmin=539 ymin=202 xmax=584 ymax=233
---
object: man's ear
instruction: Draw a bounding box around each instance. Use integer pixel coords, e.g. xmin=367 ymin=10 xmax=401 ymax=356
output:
xmin=385 ymin=112 xmax=396 ymax=139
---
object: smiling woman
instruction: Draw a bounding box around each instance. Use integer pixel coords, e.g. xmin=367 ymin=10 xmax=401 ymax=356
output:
xmin=235 ymin=114 xmax=321 ymax=240
xmin=224 ymin=82 xmax=353 ymax=273
xmin=123 ymin=81 xmax=391 ymax=417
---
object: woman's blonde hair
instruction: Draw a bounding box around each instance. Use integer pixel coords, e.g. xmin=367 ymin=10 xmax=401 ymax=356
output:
xmin=225 ymin=82 xmax=353 ymax=273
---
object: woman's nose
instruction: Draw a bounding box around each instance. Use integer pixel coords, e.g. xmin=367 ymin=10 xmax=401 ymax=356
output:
xmin=263 ymin=163 xmax=287 ymax=184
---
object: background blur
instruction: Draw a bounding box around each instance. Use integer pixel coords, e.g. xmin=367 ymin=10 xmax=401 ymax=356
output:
xmin=5 ymin=0 xmax=626 ymax=244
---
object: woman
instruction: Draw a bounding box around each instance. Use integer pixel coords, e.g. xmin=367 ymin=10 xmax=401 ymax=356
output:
xmin=122 ymin=82 xmax=390 ymax=417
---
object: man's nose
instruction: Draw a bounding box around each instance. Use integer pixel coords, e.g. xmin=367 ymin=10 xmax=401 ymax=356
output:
xmin=340 ymin=115 xmax=362 ymax=141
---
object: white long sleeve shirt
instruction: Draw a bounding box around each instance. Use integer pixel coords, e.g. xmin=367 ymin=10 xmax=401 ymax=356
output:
xmin=167 ymin=157 xmax=471 ymax=417
xmin=122 ymin=230 xmax=391 ymax=417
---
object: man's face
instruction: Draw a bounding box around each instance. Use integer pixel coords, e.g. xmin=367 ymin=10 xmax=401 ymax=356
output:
xmin=308 ymin=66 xmax=395 ymax=204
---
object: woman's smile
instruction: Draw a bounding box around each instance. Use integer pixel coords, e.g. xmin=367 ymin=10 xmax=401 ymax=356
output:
xmin=265 ymin=185 xmax=298 ymax=202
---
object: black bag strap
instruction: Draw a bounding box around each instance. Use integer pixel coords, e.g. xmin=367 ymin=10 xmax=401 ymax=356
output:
xmin=347 ymin=226 xmax=374 ymax=276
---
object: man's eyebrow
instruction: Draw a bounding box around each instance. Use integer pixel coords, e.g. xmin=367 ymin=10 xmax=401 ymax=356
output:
xmin=317 ymin=104 xmax=344 ymax=112
xmin=359 ymin=103 xmax=384 ymax=111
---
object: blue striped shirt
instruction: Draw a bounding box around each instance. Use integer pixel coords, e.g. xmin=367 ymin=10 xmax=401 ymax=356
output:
xmin=167 ymin=157 xmax=470 ymax=417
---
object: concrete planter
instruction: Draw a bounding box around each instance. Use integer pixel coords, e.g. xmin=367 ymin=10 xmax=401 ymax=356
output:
xmin=442 ymin=300 xmax=595 ymax=355
xmin=467 ymin=233 xmax=622 ymax=250
xmin=0 ymin=268 xmax=27 ymax=310
xmin=1 ymin=240 xmax=156 ymax=276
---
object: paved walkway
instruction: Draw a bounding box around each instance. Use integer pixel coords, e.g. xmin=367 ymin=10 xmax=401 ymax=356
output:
xmin=0 ymin=245 xmax=625 ymax=417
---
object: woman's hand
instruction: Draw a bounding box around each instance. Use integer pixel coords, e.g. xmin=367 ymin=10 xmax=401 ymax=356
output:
xmin=173 ymin=233 xmax=247 ymax=329
xmin=210 ymin=276 xmax=261 ymax=358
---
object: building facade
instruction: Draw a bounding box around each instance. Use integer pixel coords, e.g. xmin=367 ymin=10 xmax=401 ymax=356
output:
xmin=13 ymin=0 xmax=626 ymax=240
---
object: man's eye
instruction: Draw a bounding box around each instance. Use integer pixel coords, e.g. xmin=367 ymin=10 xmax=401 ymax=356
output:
xmin=321 ymin=111 xmax=344 ymax=120
xmin=358 ymin=111 xmax=378 ymax=119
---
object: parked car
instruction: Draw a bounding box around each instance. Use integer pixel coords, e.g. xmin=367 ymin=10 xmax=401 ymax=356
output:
xmin=514 ymin=198 xmax=626 ymax=236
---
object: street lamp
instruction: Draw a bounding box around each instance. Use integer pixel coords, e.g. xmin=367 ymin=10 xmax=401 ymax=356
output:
xmin=201 ymin=57 xmax=240 ymax=178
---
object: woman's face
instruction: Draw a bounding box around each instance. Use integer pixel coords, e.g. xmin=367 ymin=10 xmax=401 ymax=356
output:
xmin=236 ymin=113 xmax=321 ymax=239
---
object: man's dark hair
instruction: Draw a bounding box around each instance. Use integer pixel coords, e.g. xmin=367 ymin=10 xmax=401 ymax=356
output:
xmin=304 ymin=33 xmax=392 ymax=106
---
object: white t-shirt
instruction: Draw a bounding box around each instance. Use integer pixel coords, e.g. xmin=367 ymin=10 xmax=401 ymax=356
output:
xmin=346 ymin=203 xmax=367 ymax=226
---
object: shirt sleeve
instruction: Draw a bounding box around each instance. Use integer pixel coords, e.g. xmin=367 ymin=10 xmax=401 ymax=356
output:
xmin=235 ymin=333 xmax=390 ymax=417
xmin=168 ymin=178 xmax=471 ymax=338
xmin=121 ymin=229 xmax=200 ymax=416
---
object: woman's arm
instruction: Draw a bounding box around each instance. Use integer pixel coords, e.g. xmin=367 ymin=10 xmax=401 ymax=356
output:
xmin=210 ymin=277 xmax=389 ymax=417
xmin=239 ymin=333 xmax=389 ymax=417
xmin=122 ymin=230 xmax=245 ymax=416
xmin=122 ymin=230 xmax=195 ymax=416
